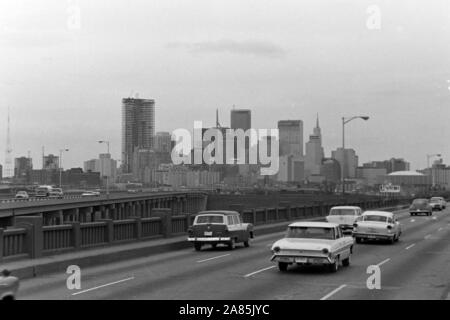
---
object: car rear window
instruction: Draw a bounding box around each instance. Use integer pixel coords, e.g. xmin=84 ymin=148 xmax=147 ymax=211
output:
xmin=286 ymin=227 xmax=335 ymax=240
xmin=196 ymin=215 xmax=224 ymax=224
xmin=413 ymin=199 xmax=427 ymax=205
xmin=430 ymin=198 xmax=441 ymax=202
xmin=363 ymin=215 xmax=388 ymax=222
xmin=330 ymin=209 xmax=356 ymax=216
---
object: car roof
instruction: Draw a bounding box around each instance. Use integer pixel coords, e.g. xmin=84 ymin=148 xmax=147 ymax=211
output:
xmin=330 ymin=206 xmax=360 ymax=210
xmin=413 ymin=198 xmax=428 ymax=201
xmin=430 ymin=197 xmax=443 ymax=199
xmin=196 ymin=210 xmax=240 ymax=216
xmin=362 ymin=211 xmax=393 ymax=217
xmin=288 ymin=221 xmax=339 ymax=228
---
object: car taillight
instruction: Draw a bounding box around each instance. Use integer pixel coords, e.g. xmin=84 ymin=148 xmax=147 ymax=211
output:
xmin=353 ymin=223 xmax=358 ymax=228
xmin=273 ymin=246 xmax=280 ymax=253
xmin=322 ymin=248 xmax=329 ymax=254
xmin=387 ymin=225 xmax=392 ymax=230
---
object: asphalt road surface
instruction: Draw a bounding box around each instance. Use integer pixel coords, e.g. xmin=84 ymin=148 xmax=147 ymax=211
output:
xmin=17 ymin=207 xmax=450 ymax=300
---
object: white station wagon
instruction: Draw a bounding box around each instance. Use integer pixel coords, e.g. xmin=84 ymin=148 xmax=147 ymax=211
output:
xmin=353 ymin=211 xmax=402 ymax=244
xmin=270 ymin=222 xmax=354 ymax=273
xmin=325 ymin=206 xmax=362 ymax=234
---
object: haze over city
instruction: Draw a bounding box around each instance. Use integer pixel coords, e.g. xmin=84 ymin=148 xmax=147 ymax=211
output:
xmin=1 ymin=0 xmax=450 ymax=170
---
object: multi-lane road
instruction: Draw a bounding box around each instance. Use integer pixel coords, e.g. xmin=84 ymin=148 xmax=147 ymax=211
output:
xmin=17 ymin=207 xmax=450 ymax=300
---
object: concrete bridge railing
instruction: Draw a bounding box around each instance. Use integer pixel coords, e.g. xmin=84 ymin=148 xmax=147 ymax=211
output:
xmin=0 ymin=198 xmax=410 ymax=262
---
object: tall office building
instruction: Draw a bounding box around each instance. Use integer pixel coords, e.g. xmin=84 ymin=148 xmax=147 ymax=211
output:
xmin=14 ymin=156 xmax=33 ymax=179
xmin=43 ymin=154 xmax=59 ymax=170
xmin=122 ymin=97 xmax=155 ymax=172
xmin=230 ymin=109 xmax=251 ymax=131
xmin=155 ymin=132 xmax=172 ymax=153
xmin=332 ymin=148 xmax=359 ymax=179
xmin=278 ymin=120 xmax=303 ymax=157
xmin=304 ymin=115 xmax=324 ymax=178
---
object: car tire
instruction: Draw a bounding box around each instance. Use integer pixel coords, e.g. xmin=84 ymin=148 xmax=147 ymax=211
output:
xmin=329 ymin=256 xmax=339 ymax=273
xmin=390 ymin=236 xmax=395 ymax=244
xmin=211 ymin=243 xmax=217 ymax=249
xmin=244 ymin=238 xmax=250 ymax=247
xmin=228 ymin=238 xmax=236 ymax=250
xmin=342 ymin=255 xmax=350 ymax=267
xmin=194 ymin=242 xmax=202 ymax=251
xmin=278 ymin=262 xmax=288 ymax=272
xmin=355 ymin=237 xmax=362 ymax=244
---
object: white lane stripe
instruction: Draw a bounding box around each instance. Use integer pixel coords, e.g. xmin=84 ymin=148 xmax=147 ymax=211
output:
xmin=377 ymin=258 xmax=391 ymax=267
xmin=424 ymin=234 xmax=431 ymax=239
xmin=320 ymin=284 xmax=347 ymax=300
xmin=405 ymin=244 xmax=416 ymax=250
xmin=72 ymin=277 xmax=135 ymax=296
xmin=410 ymin=219 xmax=415 ymax=222
xmin=197 ymin=254 xmax=231 ymax=263
xmin=438 ymin=228 xmax=443 ymax=231
xmin=244 ymin=266 xmax=276 ymax=278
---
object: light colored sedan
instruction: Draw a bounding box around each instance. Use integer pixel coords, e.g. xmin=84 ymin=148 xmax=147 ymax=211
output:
xmin=0 ymin=270 xmax=19 ymax=300
xmin=270 ymin=222 xmax=354 ymax=273
xmin=325 ymin=206 xmax=362 ymax=234
xmin=353 ymin=211 xmax=402 ymax=244
xmin=14 ymin=191 xmax=29 ymax=199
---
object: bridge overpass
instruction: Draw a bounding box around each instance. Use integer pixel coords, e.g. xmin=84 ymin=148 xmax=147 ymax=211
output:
xmin=0 ymin=191 xmax=208 ymax=227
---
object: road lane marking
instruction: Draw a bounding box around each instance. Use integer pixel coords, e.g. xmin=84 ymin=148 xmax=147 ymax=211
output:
xmin=410 ymin=219 xmax=415 ymax=223
xmin=377 ymin=258 xmax=391 ymax=267
xmin=424 ymin=234 xmax=431 ymax=239
xmin=72 ymin=277 xmax=135 ymax=296
xmin=405 ymin=244 xmax=415 ymax=250
xmin=244 ymin=266 xmax=276 ymax=278
xmin=320 ymin=284 xmax=347 ymax=300
xmin=197 ymin=254 xmax=231 ymax=263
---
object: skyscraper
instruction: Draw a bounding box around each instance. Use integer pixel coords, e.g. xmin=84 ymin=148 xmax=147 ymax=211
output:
xmin=230 ymin=109 xmax=251 ymax=131
xmin=331 ymin=148 xmax=359 ymax=179
xmin=304 ymin=115 xmax=324 ymax=178
xmin=122 ymin=97 xmax=155 ymax=172
xmin=278 ymin=120 xmax=303 ymax=157
xmin=155 ymin=132 xmax=172 ymax=153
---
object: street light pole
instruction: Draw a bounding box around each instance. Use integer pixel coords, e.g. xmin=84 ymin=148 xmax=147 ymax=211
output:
xmin=59 ymin=148 xmax=69 ymax=188
xmin=341 ymin=116 xmax=369 ymax=195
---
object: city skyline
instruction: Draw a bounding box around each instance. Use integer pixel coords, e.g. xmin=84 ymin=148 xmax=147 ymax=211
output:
xmin=1 ymin=0 xmax=450 ymax=171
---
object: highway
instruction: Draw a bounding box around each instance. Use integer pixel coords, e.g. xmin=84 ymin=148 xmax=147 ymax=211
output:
xmin=17 ymin=207 xmax=450 ymax=300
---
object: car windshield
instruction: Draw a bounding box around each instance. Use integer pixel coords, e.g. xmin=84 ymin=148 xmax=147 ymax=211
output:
xmin=36 ymin=188 xmax=48 ymax=192
xmin=196 ymin=215 xmax=224 ymax=224
xmin=330 ymin=209 xmax=356 ymax=216
xmin=286 ymin=227 xmax=335 ymax=240
xmin=413 ymin=199 xmax=427 ymax=205
xmin=363 ymin=215 xmax=388 ymax=222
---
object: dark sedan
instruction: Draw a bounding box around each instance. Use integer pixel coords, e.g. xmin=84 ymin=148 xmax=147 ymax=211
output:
xmin=409 ymin=199 xmax=432 ymax=216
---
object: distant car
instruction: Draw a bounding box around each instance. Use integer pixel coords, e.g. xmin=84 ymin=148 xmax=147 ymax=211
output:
xmin=0 ymin=270 xmax=19 ymax=300
xmin=49 ymin=188 xmax=64 ymax=199
xmin=353 ymin=211 xmax=402 ymax=244
xmin=81 ymin=191 xmax=100 ymax=197
xmin=270 ymin=222 xmax=354 ymax=272
xmin=14 ymin=191 xmax=29 ymax=199
xmin=35 ymin=185 xmax=52 ymax=197
xmin=127 ymin=189 xmax=140 ymax=194
xmin=429 ymin=197 xmax=446 ymax=211
xmin=409 ymin=198 xmax=433 ymax=216
xmin=188 ymin=211 xmax=254 ymax=251
xmin=325 ymin=206 xmax=362 ymax=234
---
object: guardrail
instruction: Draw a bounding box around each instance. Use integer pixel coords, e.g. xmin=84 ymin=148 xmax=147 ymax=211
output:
xmin=0 ymin=198 xmax=410 ymax=261
xmin=0 ymin=195 xmax=85 ymax=204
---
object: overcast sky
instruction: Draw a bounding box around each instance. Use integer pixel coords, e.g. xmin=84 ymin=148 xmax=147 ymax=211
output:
xmin=1 ymin=0 xmax=450 ymax=171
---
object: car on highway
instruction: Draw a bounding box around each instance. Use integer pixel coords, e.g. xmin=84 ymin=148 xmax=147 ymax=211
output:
xmin=35 ymin=185 xmax=53 ymax=197
xmin=429 ymin=197 xmax=446 ymax=211
xmin=270 ymin=222 xmax=354 ymax=273
xmin=409 ymin=198 xmax=433 ymax=216
xmin=49 ymin=188 xmax=64 ymax=199
xmin=352 ymin=211 xmax=401 ymax=244
xmin=187 ymin=211 xmax=254 ymax=251
xmin=0 ymin=270 xmax=19 ymax=300
xmin=14 ymin=191 xmax=29 ymax=200
xmin=81 ymin=191 xmax=101 ymax=197
xmin=325 ymin=206 xmax=362 ymax=234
